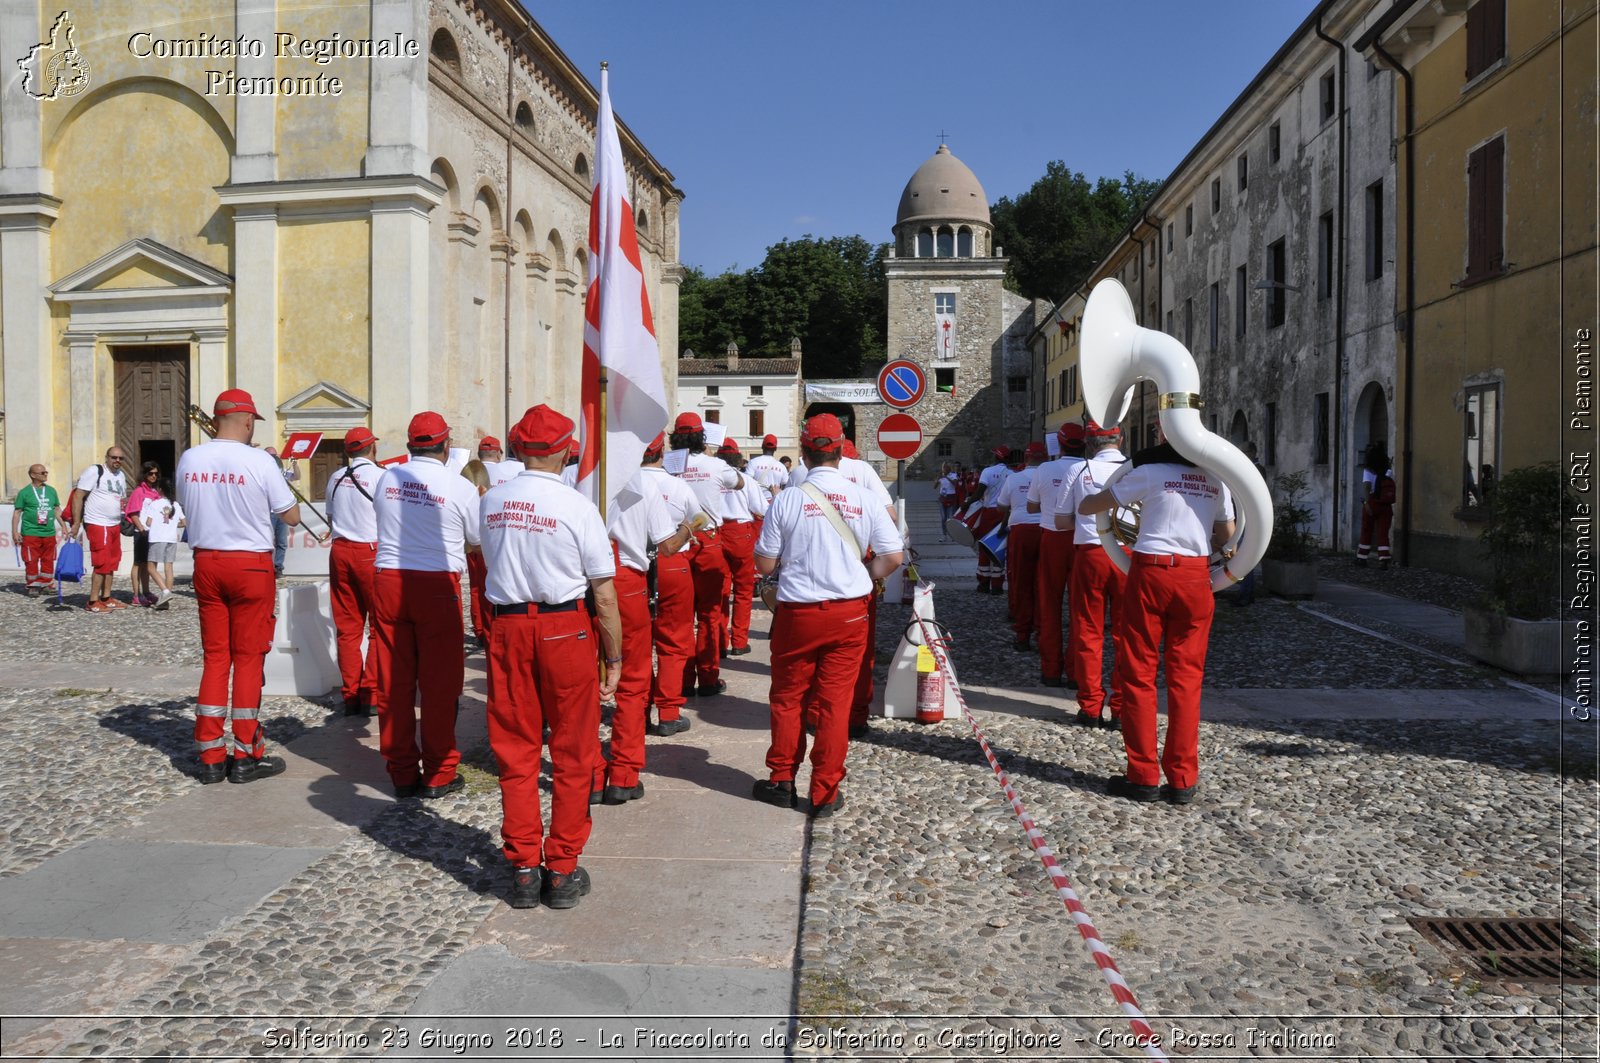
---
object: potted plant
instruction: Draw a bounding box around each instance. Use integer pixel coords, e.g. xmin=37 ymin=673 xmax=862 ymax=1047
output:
xmin=1463 ymin=461 xmax=1572 ymax=676
xmin=1263 ymin=470 xmax=1319 ymax=598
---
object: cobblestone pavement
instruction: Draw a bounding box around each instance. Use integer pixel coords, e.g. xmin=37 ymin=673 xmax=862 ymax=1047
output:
xmin=0 ymin=568 xmax=1595 ymax=1061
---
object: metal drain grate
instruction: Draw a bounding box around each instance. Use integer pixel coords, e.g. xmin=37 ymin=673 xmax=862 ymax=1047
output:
xmin=1409 ymin=918 xmax=1599 ymax=983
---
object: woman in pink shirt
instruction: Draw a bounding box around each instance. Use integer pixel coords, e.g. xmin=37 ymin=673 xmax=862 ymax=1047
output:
xmin=126 ymin=462 xmax=163 ymax=605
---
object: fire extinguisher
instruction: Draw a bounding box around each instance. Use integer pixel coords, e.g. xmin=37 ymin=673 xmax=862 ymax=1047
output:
xmin=915 ymin=644 xmax=943 ymax=724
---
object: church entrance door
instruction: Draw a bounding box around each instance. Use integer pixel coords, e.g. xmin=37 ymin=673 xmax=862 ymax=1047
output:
xmin=112 ymin=344 xmax=190 ymax=480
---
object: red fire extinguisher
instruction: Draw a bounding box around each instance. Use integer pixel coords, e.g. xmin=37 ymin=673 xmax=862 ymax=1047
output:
xmin=915 ymin=644 xmax=943 ymax=724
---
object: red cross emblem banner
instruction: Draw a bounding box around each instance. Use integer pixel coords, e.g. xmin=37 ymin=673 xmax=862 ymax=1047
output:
xmin=935 ymin=310 xmax=956 ymax=362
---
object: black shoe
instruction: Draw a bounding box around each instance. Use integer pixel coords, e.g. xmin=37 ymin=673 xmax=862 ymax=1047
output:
xmin=1160 ymin=783 xmax=1197 ymax=805
xmin=1106 ymin=774 xmax=1161 ymax=802
xmin=1040 ymin=676 xmax=1065 ymax=688
xmin=342 ymin=696 xmax=364 ymax=717
xmin=682 ymin=684 xmax=699 ymax=699
xmin=808 ymin=792 xmax=844 ymax=818
xmin=1012 ymin=639 xmax=1031 ymax=652
xmin=197 ymin=760 xmax=229 ymax=785
xmin=228 ymin=755 xmax=286 ymax=785
xmin=1102 ymin=715 xmax=1123 ymax=733
xmin=719 ymin=648 xmax=729 ymax=659
xmin=728 ymin=645 xmax=753 ymax=656
xmin=395 ymin=781 xmax=424 ymax=799
xmin=1074 ymin=710 xmax=1102 ymax=728
xmin=1065 ymin=677 xmax=1079 ymax=690
xmin=509 ymin=865 xmax=542 ymax=909
xmin=698 ymin=679 xmax=727 ymax=697
xmin=602 ymin=782 xmax=644 ymax=805
xmin=650 ymin=717 xmax=690 ymax=737
xmin=541 ymin=866 xmax=591 ymax=909
xmin=752 ymin=779 xmax=798 ymax=808
xmin=589 ymin=788 xmax=602 ymax=805
xmin=847 ymin=721 xmax=869 ymax=740
xmin=420 ymin=775 xmax=465 ymax=799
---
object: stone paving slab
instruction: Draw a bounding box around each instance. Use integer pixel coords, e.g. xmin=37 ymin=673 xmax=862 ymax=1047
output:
xmin=0 ymin=839 xmax=326 ymax=943
xmin=0 ymin=937 xmax=189 ymax=1055
xmin=580 ymin=788 xmax=806 ymax=862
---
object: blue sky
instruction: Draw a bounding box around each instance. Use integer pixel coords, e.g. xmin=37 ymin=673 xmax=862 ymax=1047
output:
xmin=531 ymin=1 xmax=1321 ymax=274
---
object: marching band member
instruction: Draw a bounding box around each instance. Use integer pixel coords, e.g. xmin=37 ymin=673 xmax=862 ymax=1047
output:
xmin=671 ymin=412 xmax=743 ymax=697
xmin=972 ymin=445 xmax=1012 ymax=592
xmin=480 ymin=405 xmax=621 ymax=909
xmin=1079 ymin=438 xmax=1233 ymax=805
xmin=176 ymin=389 xmax=303 ymax=784
xmin=717 ymin=438 xmax=767 ymax=657
xmin=371 ymin=412 xmax=481 ymax=799
xmin=744 ymin=434 xmax=788 ymax=496
xmin=752 ymin=415 xmax=902 ymax=815
xmin=996 ymin=442 xmax=1046 ymax=651
xmin=644 ymin=432 xmax=710 ymax=736
xmin=1030 ymin=423 xmax=1087 ymax=686
xmin=1057 ymin=422 xmax=1128 ymax=727
xmin=463 ymin=436 xmax=507 ymax=647
xmin=325 ymin=427 xmax=383 ymax=716
xmin=837 ymin=439 xmax=899 ymax=737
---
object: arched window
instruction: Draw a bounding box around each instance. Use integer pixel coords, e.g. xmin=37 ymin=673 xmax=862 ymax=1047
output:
xmin=957 ymin=226 xmax=973 ymax=257
xmin=574 ymin=153 xmax=589 ymax=178
xmin=636 ymin=208 xmax=648 ymax=234
xmin=1229 ymin=410 xmax=1249 ymax=444
xmin=916 ymin=229 xmax=933 ymax=257
xmin=936 ymin=226 xmax=954 ymax=257
xmin=430 ymin=28 xmax=460 ymax=70
xmin=514 ymin=101 xmax=534 ymax=133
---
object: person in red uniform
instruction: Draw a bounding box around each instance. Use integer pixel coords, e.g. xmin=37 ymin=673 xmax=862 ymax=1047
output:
xmin=325 ymin=427 xmax=383 ymax=717
xmin=481 ymin=404 xmax=622 ymax=909
xmin=1057 ymin=422 xmax=1129 ymax=727
xmin=645 ymin=433 xmax=710 ymax=735
xmin=1030 ymin=423 xmax=1086 ymax=687
xmin=997 ymin=442 xmax=1046 ymax=650
xmin=836 ymin=440 xmax=898 ymax=738
xmin=464 ymin=436 xmax=505 ymax=649
xmin=606 ymin=436 xmax=696 ymax=798
xmin=972 ymin=446 xmax=1011 ymax=592
xmin=372 ymin=412 xmax=482 ymax=799
xmin=717 ymin=437 xmax=765 ymax=658
xmin=176 ymin=389 xmax=303 ymax=784
xmin=672 ymin=412 xmax=744 ymax=696
xmin=1080 ymin=440 xmax=1233 ymax=805
xmin=753 ymin=415 xmax=903 ymax=815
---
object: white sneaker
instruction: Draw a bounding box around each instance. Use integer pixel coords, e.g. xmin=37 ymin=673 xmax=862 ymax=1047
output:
xmin=154 ymin=590 xmax=173 ymax=611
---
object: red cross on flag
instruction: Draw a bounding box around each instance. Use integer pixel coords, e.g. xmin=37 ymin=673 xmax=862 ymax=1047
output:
xmin=577 ymin=66 xmax=669 ymax=511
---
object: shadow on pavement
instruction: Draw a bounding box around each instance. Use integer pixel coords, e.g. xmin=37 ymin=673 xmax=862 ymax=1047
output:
xmin=98 ymin=699 xmax=321 ymax=782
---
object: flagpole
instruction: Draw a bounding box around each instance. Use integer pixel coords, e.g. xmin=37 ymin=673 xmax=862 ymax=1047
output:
xmin=597 ymin=61 xmax=609 ymax=520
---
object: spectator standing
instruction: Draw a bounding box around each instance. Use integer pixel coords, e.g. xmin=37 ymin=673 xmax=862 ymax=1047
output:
xmin=1357 ymin=442 xmax=1396 ymax=567
xmin=937 ymin=463 xmax=960 ymax=539
xmin=135 ymin=478 xmax=185 ymax=610
xmin=126 ymin=462 xmax=163 ymax=605
xmin=69 ymin=446 xmax=130 ymax=611
xmin=12 ymin=464 xmax=63 ymax=596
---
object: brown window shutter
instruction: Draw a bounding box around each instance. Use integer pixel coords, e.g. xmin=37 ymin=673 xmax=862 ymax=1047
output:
xmin=1467 ymin=145 xmax=1486 ymax=279
xmin=1486 ymin=136 xmax=1505 ymax=272
xmin=1486 ymin=0 xmax=1507 ymax=67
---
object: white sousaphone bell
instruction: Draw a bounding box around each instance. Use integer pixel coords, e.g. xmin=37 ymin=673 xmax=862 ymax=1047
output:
xmin=1078 ymin=278 xmax=1274 ymax=592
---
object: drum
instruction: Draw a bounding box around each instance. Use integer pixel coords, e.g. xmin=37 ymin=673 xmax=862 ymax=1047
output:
xmin=977 ymin=523 xmax=1009 ymax=567
xmin=948 ymin=500 xmax=984 ymax=549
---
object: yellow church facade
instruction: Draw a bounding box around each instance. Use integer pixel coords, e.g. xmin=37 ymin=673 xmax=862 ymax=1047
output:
xmin=0 ymin=0 xmax=681 ymax=496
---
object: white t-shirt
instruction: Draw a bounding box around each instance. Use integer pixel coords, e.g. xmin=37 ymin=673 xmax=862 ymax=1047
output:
xmin=75 ymin=464 xmax=128 ymax=527
xmin=745 ymin=454 xmax=787 ymax=493
xmin=607 ymin=467 xmax=682 ymax=573
xmin=679 ymin=452 xmax=740 ymax=529
xmin=839 ymin=455 xmax=893 ymax=509
xmin=560 ymin=463 xmax=579 ymax=488
xmin=1060 ymin=449 xmax=1129 ymax=545
xmin=325 ymin=458 xmax=382 ymax=543
xmin=1028 ymin=456 xmax=1083 ymax=528
xmin=489 ymin=459 xmax=525 ymax=488
xmin=482 ymin=470 xmax=615 ymax=604
xmin=139 ymin=497 xmax=186 ymax=544
xmin=1110 ymin=462 xmax=1233 ymax=558
xmin=177 ymin=440 xmax=297 ymax=552
xmin=979 ymin=462 xmax=1011 ymax=507
xmin=937 ymin=473 xmax=958 ymax=498
xmin=374 ymin=456 xmax=482 ymax=573
xmin=786 ymin=464 xmax=808 ymax=489
xmin=743 ymin=476 xmax=772 ymax=518
xmin=996 ymin=467 xmax=1041 ymax=526
xmin=754 ymin=466 xmax=902 ymax=603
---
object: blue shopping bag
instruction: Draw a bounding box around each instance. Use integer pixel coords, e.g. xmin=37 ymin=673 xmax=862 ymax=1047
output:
xmin=54 ymin=540 xmax=85 ymax=599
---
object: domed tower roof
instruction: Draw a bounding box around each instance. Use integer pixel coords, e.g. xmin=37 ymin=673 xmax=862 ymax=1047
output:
xmin=895 ymin=144 xmax=991 ymax=230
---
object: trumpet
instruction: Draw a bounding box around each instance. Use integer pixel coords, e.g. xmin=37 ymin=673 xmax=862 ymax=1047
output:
xmin=1077 ymin=280 xmax=1273 ymax=591
xmin=186 ymin=404 xmax=332 ymax=544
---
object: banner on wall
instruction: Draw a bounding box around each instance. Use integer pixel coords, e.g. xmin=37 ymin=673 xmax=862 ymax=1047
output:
xmin=804 ymin=382 xmax=881 ymax=404
xmin=935 ymin=311 xmax=957 ymax=362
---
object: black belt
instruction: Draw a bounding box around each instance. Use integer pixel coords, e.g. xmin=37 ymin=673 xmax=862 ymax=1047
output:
xmin=493 ymin=599 xmax=580 ymax=616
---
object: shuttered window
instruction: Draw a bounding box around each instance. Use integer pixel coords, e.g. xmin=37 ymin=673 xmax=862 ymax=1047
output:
xmin=1466 ymin=136 xmax=1506 ymax=284
xmin=1465 ymin=0 xmax=1506 ymax=82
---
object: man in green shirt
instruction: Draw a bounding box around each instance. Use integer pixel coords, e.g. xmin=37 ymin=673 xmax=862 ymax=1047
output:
xmin=12 ymin=464 xmax=63 ymax=595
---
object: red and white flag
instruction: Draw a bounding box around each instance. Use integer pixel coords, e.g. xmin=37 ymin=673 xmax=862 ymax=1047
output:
xmin=578 ymin=66 xmax=668 ymax=510
xmin=1052 ymin=304 xmax=1070 ymax=334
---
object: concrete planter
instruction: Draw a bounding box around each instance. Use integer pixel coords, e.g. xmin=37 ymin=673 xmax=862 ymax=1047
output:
xmin=1263 ymin=559 xmax=1317 ymax=600
xmin=1463 ymin=607 xmax=1570 ymax=677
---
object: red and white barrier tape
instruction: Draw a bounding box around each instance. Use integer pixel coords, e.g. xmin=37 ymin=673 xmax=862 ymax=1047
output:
xmin=915 ymin=610 xmax=1171 ymax=1063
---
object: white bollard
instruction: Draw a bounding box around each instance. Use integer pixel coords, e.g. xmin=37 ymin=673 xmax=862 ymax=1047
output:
xmin=261 ymin=581 xmax=341 ymax=696
xmin=877 ymin=579 xmax=956 ymax=719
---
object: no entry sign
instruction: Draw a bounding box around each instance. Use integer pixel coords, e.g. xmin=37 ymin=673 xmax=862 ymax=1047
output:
xmin=877 ymin=413 xmax=922 ymax=460
xmin=877 ymin=359 xmax=926 ymax=410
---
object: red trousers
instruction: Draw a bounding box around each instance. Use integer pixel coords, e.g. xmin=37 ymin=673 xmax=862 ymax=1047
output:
xmin=486 ymin=607 xmax=599 ymax=873
xmin=766 ymin=596 xmax=870 ymax=806
xmin=652 ymin=550 xmax=695 ymax=722
xmin=1116 ymin=554 xmax=1214 ymax=789
xmin=972 ymin=508 xmax=1002 ymax=589
xmin=1358 ymin=502 xmax=1393 ymax=560
xmin=1069 ymin=544 xmax=1127 ymax=718
xmin=466 ymin=550 xmax=492 ymax=642
xmin=848 ymin=583 xmax=879 ymax=729
xmin=721 ymin=520 xmax=756 ymax=651
xmin=192 ymin=549 xmax=276 ymax=765
xmin=19 ymin=536 xmax=56 ymax=589
xmin=1007 ymin=523 xmax=1043 ymax=640
xmin=328 ymin=538 xmax=377 ymax=706
xmin=689 ymin=534 xmax=730 ymax=685
xmin=372 ymin=568 xmax=464 ymax=788
xmin=609 ymin=564 xmax=652 ymax=788
xmin=1036 ymin=530 xmax=1076 ymax=681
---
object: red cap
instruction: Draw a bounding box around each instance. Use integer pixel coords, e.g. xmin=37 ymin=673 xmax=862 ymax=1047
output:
xmin=762 ymin=434 xmax=778 ymax=448
xmin=1057 ymin=422 xmax=1087 ymax=451
xmin=213 ymin=388 xmax=261 ymax=420
xmin=991 ymin=445 xmax=1010 ymax=462
xmin=407 ymin=412 xmax=450 ymax=447
xmin=343 ymin=427 xmax=378 ymax=453
xmin=643 ymin=431 xmax=666 ymax=460
xmin=508 ymin=404 xmax=576 ymax=457
xmin=841 ymin=441 xmax=860 ymax=460
xmin=478 ymin=436 xmax=501 ymax=452
xmin=1084 ymin=420 xmax=1122 ymax=439
xmin=718 ymin=437 xmax=741 ymax=455
xmin=567 ymin=438 xmax=581 ymax=457
xmin=1024 ymin=441 xmax=1047 ymax=458
xmin=673 ymin=411 xmax=703 ymax=433
xmin=800 ymin=414 xmax=846 ymax=453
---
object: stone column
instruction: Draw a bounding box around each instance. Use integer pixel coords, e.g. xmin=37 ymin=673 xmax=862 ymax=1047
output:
xmin=64 ymin=331 xmax=97 ymax=474
xmin=366 ymin=0 xmax=428 ymax=177
xmin=233 ymin=204 xmax=279 ymax=440
xmin=0 ymin=196 xmax=58 ymax=489
xmin=193 ymin=326 xmax=230 ymax=445
xmin=231 ymin=0 xmax=277 ymax=182
xmin=370 ymin=197 xmax=431 ymax=446
xmin=489 ymin=235 xmax=514 ymax=434
xmin=0 ymin=1 xmax=50 ymax=198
